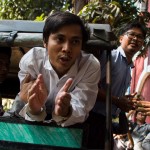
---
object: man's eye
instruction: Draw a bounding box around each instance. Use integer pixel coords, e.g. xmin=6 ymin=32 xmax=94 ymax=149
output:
xmin=56 ymin=37 xmax=63 ymax=42
xmin=72 ymin=39 xmax=80 ymax=45
xmin=128 ymin=32 xmax=144 ymax=40
xmin=137 ymin=35 xmax=144 ymax=39
xmin=129 ymin=33 xmax=135 ymax=36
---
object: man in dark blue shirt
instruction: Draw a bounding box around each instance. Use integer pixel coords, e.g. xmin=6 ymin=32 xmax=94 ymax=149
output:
xmin=87 ymin=21 xmax=147 ymax=149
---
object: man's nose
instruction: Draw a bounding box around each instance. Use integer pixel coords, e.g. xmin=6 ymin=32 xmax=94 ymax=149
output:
xmin=62 ymin=42 xmax=71 ymax=53
xmin=133 ymin=35 xmax=138 ymax=40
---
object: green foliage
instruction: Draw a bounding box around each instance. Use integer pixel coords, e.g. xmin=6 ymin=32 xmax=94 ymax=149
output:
xmin=78 ymin=0 xmax=150 ymax=50
xmin=35 ymin=14 xmax=45 ymax=21
xmin=0 ymin=0 xmax=72 ymax=20
xmin=78 ymin=0 xmax=145 ymax=29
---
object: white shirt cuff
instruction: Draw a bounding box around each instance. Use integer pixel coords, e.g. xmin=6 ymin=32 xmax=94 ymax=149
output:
xmin=52 ymin=106 xmax=72 ymax=125
xmin=19 ymin=103 xmax=46 ymax=122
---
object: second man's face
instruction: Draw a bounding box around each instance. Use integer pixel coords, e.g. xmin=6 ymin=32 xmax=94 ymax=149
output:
xmin=44 ymin=24 xmax=82 ymax=78
xmin=119 ymin=27 xmax=144 ymax=56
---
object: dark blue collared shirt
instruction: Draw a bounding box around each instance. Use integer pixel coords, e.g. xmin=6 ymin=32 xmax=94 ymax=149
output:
xmin=93 ymin=46 xmax=134 ymax=116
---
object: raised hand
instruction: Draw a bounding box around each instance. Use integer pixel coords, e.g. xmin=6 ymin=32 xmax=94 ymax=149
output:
xmin=116 ymin=93 xmax=137 ymax=112
xmin=27 ymin=74 xmax=48 ymax=115
xmin=54 ymin=78 xmax=73 ymax=117
xmin=136 ymin=101 xmax=150 ymax=116
xmin=19 ymin=74 xmax=35 ymax=102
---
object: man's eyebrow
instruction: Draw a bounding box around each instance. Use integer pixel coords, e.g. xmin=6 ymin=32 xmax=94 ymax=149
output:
xmin=127 ymin=31 xmax=143 ymax=35
xmin=53 ymin=33 xmax=64 ymax=36
xmin=72 ymin=36 xmax=82 ymax=39
xmin=55 ymin=33 xmax=82 ymax=39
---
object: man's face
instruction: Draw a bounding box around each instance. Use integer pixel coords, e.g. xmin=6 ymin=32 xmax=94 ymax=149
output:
xmin=44 ymin=24 xmax=82 ymax=77
xmin=119 ymin=27 xmax=144 ymax=57
xmin=0 ymin=53 xmax=10 ymax=83
xmin=136 ymin=111 xmax=146 ymax=124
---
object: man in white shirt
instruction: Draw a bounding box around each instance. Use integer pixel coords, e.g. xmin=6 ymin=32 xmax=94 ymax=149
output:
xmin=17 ymin=11 xmax=100 ymax=127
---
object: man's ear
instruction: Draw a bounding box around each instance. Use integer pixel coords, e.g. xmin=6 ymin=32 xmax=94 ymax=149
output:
xmin=119 ymin=35 xmax=123 ymax=43
xmin=43 ymin=42 xmax=46 ymax=48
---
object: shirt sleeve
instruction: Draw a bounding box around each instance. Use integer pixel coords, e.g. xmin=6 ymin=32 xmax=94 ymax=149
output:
xmin=19 ymin=103 xmax=47 ymax=122
xmin=52 ymin=106 xmax=72 ymax=125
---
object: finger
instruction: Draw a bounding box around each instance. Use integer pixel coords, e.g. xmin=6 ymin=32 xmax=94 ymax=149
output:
xmin=61 ymin=95 xmax=71 ymax=106
xmin=127 ymin=93 xmax=137 ymax=100
xmin=37 ymin=74 xmax=45 ymax=89
xmin=28 ymin=93 xmax=43 ymax=114
xmin=131 ymin=92 xmax=137 ymax=96
xmin=59 ymin=78 xmax=73 ymax=92
xmin=141 ymin=104 xmax=150 ymax=108
xmin=55 ymin=101 xmax=70 ymax=116
xmin=136 ymin=106 xmax=150 ymax=112
xmin=133 ymin=93 xmax=144 ymax=100
xmin=56 ymin=93 xmax=71 ymax=106
xmin=140 ymin=101 xmax=150 ymax=106
xmin=136 ymin=107 xmax=146 ymax=112
xmin=56 ymin=100 xmax=70 ymax=111
xmin=137 ymin=101 xmax=150 ymax=108
xmin=54 ymin=105 xmax=61 ymax=116
xmin=20 ymin=74 xmax=31 ymax=90
xmin=37 ymin=74 xmax=43 ymax=81
xmin=145 ymin=112 xmax=150 ymax=116
xmin=28 ymin=80 xmax=40 ymax=96
xmin=22 ymin=74 xmax=31 ymax=84
xmin=131 ymin=92 xmax=137 ymax=97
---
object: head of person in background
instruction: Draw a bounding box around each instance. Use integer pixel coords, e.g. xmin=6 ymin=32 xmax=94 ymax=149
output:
xmin=0 ymin=47 xmax=12 ymax=84
xmin=135 ymin=110 xmax=147 ymax=125
xmin=119 ymin=21 xmax=147 ymax=64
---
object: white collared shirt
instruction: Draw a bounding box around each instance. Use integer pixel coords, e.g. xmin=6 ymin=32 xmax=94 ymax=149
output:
xmin=18 ymin=47 xmax=100 ymax=126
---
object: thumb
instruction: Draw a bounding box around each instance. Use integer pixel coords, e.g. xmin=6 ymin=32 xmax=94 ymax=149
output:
xmin=37 ymin=74 xmax=47 ymax=90
xmin=59 ymin=78 xmax=73 ymax=92
xmin=22 ymin=74 xmax=31 ymax=83
xmin=21 ymin=74 xmax=31 ymax=88
xmin=131 ymin=92 xmax=137 ymax=98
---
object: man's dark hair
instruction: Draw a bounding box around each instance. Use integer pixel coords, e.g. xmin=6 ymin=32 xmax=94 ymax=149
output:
xmin=135 ymin=110 xmax=145 ymax=117
xmin=43 ymin=11 xmax=88 ymax=49
xmin=0 ymin=47 xmax=12 ymax=58
xmin=119 ymin=21 xmax=147 ymax=38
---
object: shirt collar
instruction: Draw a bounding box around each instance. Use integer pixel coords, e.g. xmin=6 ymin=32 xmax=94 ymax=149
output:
xmin=118 ymin=46 xmax=126 ymax=58
xmin=118 ymin=46 xmax=134 ymax=67
xmin=44 ymin=53 xmax=54 ymax=71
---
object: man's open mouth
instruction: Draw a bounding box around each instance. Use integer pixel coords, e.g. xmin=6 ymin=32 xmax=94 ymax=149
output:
xmin=59 ymin=55 xmax=72 ymax=63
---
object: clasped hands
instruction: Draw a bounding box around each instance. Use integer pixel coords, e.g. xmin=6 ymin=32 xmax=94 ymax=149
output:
xmin=116 ymin=93 xmax=150 ymax=115
xmin=19 ymin=74 xmax=72 ymax=117
xmin=136 ymin=100 xmax=150 ymax=116
xmin=116 ymin=93 xmax=145 ymax=112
